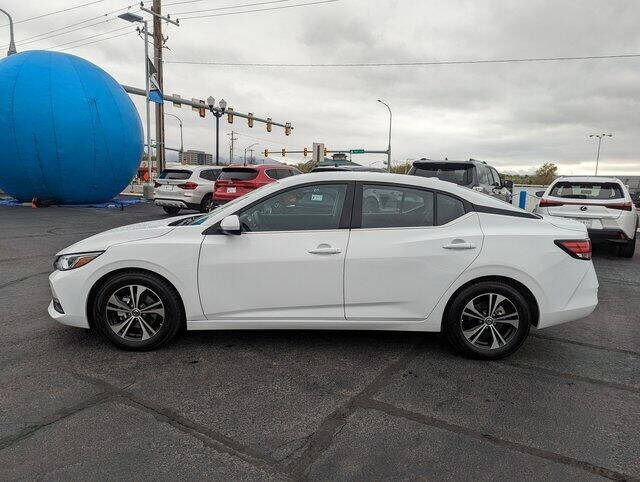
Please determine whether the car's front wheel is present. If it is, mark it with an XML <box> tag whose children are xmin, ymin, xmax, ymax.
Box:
<box><xmin>444</xmin><ymin>281</ymin><xmax>531</xmax><ymax>359</ymax></box>
<box><xmin>162</xmin><ymin>206</ymin><xmax>181</xmax><ymax>216</ymax></box>
<box><xmin>92</xmin><ymin>271</ymin><xmax>184</xmax><ymax>350</ymax></box>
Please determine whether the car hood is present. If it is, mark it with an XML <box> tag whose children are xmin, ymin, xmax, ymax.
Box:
<box><xmin>541</xmin><ymin>214</ymin><xmax>588</xmax><ymax>233</ymax></box>
<box><xmin>56</xmin><ymin>216</ymin><xmax>189</xmax><ymax>255</ymax></box>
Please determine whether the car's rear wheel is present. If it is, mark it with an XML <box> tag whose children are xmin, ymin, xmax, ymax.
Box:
<box><xmin>200</xmin><ymin>194</ymin><xmax>213</xmax><ymax>213</ymax></box>
<box><xmin>92</xmin><ymin>271</ymin><xmax>183</xmax><ymax>350</ymax></box>
<box><xmin>619</xmin><ymin>229</ymin><xmax>636</xmax><ymax>258</ymax></box>
<box><xmin>444</xmin><ymin>281</ymin><xmax>531</xmax><ymax>359</ymax></box>
<box><xmin>162</xmin><ymin>206</ymin><xmax>181</xmax><ymax>216</ymax></box>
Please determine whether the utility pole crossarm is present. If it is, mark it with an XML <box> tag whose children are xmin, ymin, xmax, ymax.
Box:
<box><xmin>121</xmin><ymin>84</ymin><xmax>294</xmax><ymax>131</ymax></box>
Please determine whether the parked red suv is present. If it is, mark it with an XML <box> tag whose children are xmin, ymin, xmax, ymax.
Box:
<box><xmin>213</xmin><ymin>164</ymin><xmax>301</xmax><ymax>204</ymax></box>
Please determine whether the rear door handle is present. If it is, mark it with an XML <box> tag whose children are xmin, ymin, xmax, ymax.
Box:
<box><xmin>443</xmin><ymin>241</ymin><xmax>476</xmax><ymax>250</ymax></box>
<box><xmin>308</xmin><ymin>245</ymin><xmax>342</xmax><ymax>255</ymax></box>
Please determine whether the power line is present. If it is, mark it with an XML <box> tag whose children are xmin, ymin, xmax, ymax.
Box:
<box><xmin>233</xmin><ymin>131</ymin><xmax>304</xmax><ymax>149</ymax></box>
<box><xmin>180</xmin><ymin>0</ymin><xmax>339</xmax><ymax>19</ymax></box>
<box><xmin>45</xmin><ymin>25</ymin><xmax>132</xmax><ymax>50</ymax></box>
<box><xmin>55</xmin><ymin>29</ymin><xmax>137</xmax><ymax>52</ymax></box>
<box><xmin>165</xmin><ymin>53</ymin><xmax>640</xmax><ymax>67</ymax></box>
<box><xmin>0</xmin><ymin>2</ymin><xmax>139</xmax><ymax>49</ymax></box>
<box><xmin>0</xmin><ymin>0</ymin><xmax>108</xmax><ymax>28</ymax></box>
<box><xmin>170</xmin><ymin>0</ymin><xmax>294</xmax><ymax>15</ymax></box>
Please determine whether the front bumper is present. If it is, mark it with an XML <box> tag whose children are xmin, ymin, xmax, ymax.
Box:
<box><xmin>48</xmin><ymin>270</ymin><xmax>91</xmax><ymax>329</ymax></box>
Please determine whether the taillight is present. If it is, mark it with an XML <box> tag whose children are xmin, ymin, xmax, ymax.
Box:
<box><xmin>604</xmin><ymin>201</ymin><xmax>633</xmax><ymax>211</ymax></box>
<box><xmin>539</xmin><ymin>198</ymin><xmax>563</xmax><ymax>207</ymax></box>
<box><xmin>154</xmin><ymin>181</ymin><xmax>161</xmax><ymax>188</ymax></box>
<box><xmin>554</xmin><ymin>240</ymin><xmax>592</xmax><ymax>260</ymax></box>
<box><xmin>177</xmin><ymin>181</ymin><xmax>198</xmax><ymax>190</ymax></box>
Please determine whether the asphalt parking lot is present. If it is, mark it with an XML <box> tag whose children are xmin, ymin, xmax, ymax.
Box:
<box><xmin>1</xmin><ymin>201</ymin><xmax>638</xmax><ymax>481</ymax></box>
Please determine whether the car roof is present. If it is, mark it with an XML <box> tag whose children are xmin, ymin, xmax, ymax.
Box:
<box><xmin>224</xmin><ymin>164</ymin><xmax>294</xmax><ymax>170</ymax></box>
<box><xmin>553</xmin><ymin>176</ymin><xmax>623</xmax><ymax>184</ymax></box>
<box><xmin>412</xmin><ymin>159</ymin><xmax>485</xmax><ymax>166</ymax></box>
<box><xmin>312</xmin><ymin>166</ymin><xmax>386</xmax><ymax>172</ymax></box>
<box><xmin>282</xmin><ymin>171</ymin><xmax>522</xmax><ymax>212</ymax></box>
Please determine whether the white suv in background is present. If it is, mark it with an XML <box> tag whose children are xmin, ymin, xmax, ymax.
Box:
<box><xmin>535</xmin><ymin>176</ymin><xmax>638</xmax><ymax>258</ymax></box>
<box><xmin>154</xmin><ymin>166</ymin><xmax>224</xmax><ymax>215</ymax></box>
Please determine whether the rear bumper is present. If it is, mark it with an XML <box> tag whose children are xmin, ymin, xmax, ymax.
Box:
<box><xmin>154</xmin><ymin>198</ymin><xmax>200</xmax><ymax>211</ymax></box>
<box><xmin>537</xmin><ymin>262</ymin><xmax>598</xmax><ymax>329</ymax></box>
<box><xmin>587</xmin><ymin>228</ymin><xmax>629</xmax><ymax>244</ymax></box>
<box><xmin>214</xmin><ymin>192</ymin><xmax>243</xmax><ymax>203</ymax></box>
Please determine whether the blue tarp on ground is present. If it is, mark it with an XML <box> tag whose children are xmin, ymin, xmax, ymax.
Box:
<box><xmin>0</xmin><ymin>196</ymin><xmax>145</xmax><ymax>209</ymax></box>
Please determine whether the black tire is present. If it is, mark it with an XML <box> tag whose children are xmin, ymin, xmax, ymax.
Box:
<box><xmin>619</xmin><ymin>233</ymin><xmax>636</xmax><ymax>258</ymax></box>
<box><xmin>92</xmin><ymin>271</ymin><xmax>184</xmax><ymax>351</ymax></box>
<box><xmin>162</xmin><ymin>206</ymin><xmax>181</xmax><ymax>216</ymax></box>
<box><xmin>444</xmin><ymin>281</ymin><xmax>531</xmax><ymax>360</ymax></box>
<box><xmin>200</xmin><ymin>194</ymin><xmax>213</xmax><ymax>213</ymax></box>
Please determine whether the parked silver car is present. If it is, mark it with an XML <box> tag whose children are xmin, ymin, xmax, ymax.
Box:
<box><xmin>154</xmin><ymin>165</ymin><xmax>224</xmax><ymax>215</ymax></box>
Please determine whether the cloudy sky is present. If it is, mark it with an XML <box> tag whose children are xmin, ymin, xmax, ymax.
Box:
<box><xmin>2</xmin><ymin>0</ymin><xmax>639</xmax><ymax>174</ymax></box>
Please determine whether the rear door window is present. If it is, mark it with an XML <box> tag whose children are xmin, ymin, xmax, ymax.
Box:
<box><xmin>549</xmin><ymin>182</ymin><xmax>624</xmax><ymax>200</ymax></box>
<box><xmin>219</xmin><ymin>168</ymin><xmax>259</xmax><ymax>181</ymax></box>
<box><xmin>361</xmin><ymin>185</ymin><xmax>434</xmax><ymax>228</ymax></box>
<box><xmin>159</xmin><ymin>169</ymin><xmax>192</xmax><ymax>180</ymax></box>
<box><xmin>409</xmin><ymin>163</ymin><xmax>473</xmax><ymax>186</ymax></box>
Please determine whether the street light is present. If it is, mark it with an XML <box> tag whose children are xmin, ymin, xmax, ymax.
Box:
<box><xmin>244</xmin><ymin>143</ymin><xmax>258</xmax><ymax>165</ymax></box>
<box><xmin>118</xmin><ymin>12</ymin><xmax>153</xmax><ymax>187</ymax></box>
<box><xmin>207</xmin><ymin>97</ymin><xmax>227</xmax><ymax>165</ymax></box>
<box><xmin>0</xmin><ymin>8</ymin><xmax>17</xmax><ymax>56</ymax></box>
<box><xmin>378</xmin><ymin>99</ymin><xmax>392</xmax><ymax>172</ymax></box>
<box><xmin>589</xmin><ymin>133</ymin><xmax>613</xmax><ymax>176</ymax></box>
<box><xmin>165</xmin><ymin>113</ymin><xmax>183</xmax><ymax>158</ymax></box>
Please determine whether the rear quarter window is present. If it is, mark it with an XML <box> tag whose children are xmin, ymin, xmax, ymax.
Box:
<box><xmin>437</xmin><ymin>193</ymin><xmax>467</xmax><ymax>225</ymax></box>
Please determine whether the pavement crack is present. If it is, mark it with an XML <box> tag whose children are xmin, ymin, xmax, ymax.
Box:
<box><xmin>286</xmin><ymin>338</ymin><xmax>428</xmax><ymax>478</ymax></box>
<box><xmin>0</xmin><ymin>392</ymin><xmax>114</xmax><ymax>452</ymax></box>
<box><xmin>357</xmin><ymin>398</ymin><xmax>633</xmax><ymax>482</ymax></box>
<box><xmin>531</xmin><ymin>333</ymin><xmax>640</xmax><ymax>357</ymax></box>
<box><xmin>0</xmin><ymin>271</ymin><xmax>51</xmax><ymax>291</ymax></box>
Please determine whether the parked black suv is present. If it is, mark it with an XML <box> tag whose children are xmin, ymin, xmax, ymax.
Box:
<box><xmin>408</xmin><ymin>158</ymin><xmax>512</xmax><ymax>202</ymax></box>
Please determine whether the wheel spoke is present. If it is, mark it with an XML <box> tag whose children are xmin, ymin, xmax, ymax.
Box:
<box><xmin>141</xmin><ymin>308</ymin><xmax>164</xmax><ymax>317</ymax></box>
<box><xmin>490</xmin><ymin>325</ymin><xmax>507</xmax><ymax>347</ymax></box>
<box><xmin>107</xmin><ymin>295</ymin><xmax>130</xmax><ymax>312</ymax></box>
<box><xmin>463</xmin><ymin>323</ymin><xmax>485</xmax><ymax>340</ymax></box>
<box><xmin>140</xmin><ymin>301</ymin><xmax>162</xmax><ymax>312</ymax></box>
<box><xmin>489</xmin><ymin>294</ymin><xmax>507</xmax><ymax>317</ymax></box>
<box><xmin>139</xmin><ymin>318</ymin><xmax>156</xmax><ymax>340</ymax></box>
<box><xmin>470</xmin><ymin>325</ymin><xmax>487</xmax><ymax>345</ymax></box>
<box><xmin>111</xmin><ymin>316</ymin><xmax>134</xmax><ymax>335</ymax></box>
<box><xmin>488</xmin><ymin>324</ymin><xmax>501</xmax><ymax>349</ymax></box>
<box><xmin>463</xmin><ymin>300</ymin><xmax>485</xmax><ymax>319</ymax></box>
<box><xmin>494</xmin><ymin>314</ymin><xmax>519</xmax><ymax>328</ymax></box>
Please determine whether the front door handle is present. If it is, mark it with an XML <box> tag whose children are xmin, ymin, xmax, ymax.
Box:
<box><xmin>443</xmin><ymin>240</ymin><xmax>476</xmax><ymax>250</ymax></box>
<box><xmin>308</xmin><ymin>244</ymin><xmax>342</xmax><ymax>255</ymax></box>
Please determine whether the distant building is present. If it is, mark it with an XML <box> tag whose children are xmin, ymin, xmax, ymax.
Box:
<box><xmin>179</xmin><ymin>150</ymin><xmax>213</xmax><ymax>165</ymax></box>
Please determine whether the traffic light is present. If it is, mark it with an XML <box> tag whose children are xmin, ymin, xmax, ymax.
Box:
<box><xmin>227</xmin><ymin>107</ymin><xmax>234</xmax><ymax>123</ymax></box>
<box><xmin>324</xmin><ymin>147</ymin><xmax>328</xmax><ymax>157</ymax></box>
<box><xmin>266</xmin><ymin>118</ymin><xmax>272</xmax><ymax>132</ymax></box>
<box><xmin>303</xmin><ymin>147</ymin><xmax>308</xmax><ymax>157</ymax></box>
<box><xmin>247</xmin><ymin>113</ymin><xmax>254</xmax><ymax>128</ymax></box>
<box><xmin>285</xmin><ymin>122</ymin><xmax>291</xmax><ymax>136</ymax></box>
<box><xmin>198</xmin><ymin>100</ymin><xmax>206</xmax><ymax>118</ymax></box>
<box><xmin>263</xmin><ymin>149</ymin><xmax>269</xmax><ymax>157</ymax></box>
<box><xmin>281</xmin><ymin>149</ymin><xmax>286</xmax><ymax>157</ymax></box>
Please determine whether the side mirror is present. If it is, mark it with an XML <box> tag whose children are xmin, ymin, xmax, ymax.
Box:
<box><xmin>535</xmin><ymin>191</ymin><xmax>545</xmax><ymax>198</ymax></box>
<box><xmin>503</xmin><ymin>179</ymin><xmax>514</xmax><ymax>190</ymax></box>
<box><xmin>220</xmin><ymin>215</ymin><xmax>241</xmax><ymax>235</ymax></box>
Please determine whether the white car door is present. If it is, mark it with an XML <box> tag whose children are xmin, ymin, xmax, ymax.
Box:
<box><xmin>344</xmin><ymin>183</ymin><xmax>483</xmax><ymax>321</ymax></box>
<box><xmin>198</xmin><ymin>182</ymin><xmax>353</xmax><ymax>321</ymax></box>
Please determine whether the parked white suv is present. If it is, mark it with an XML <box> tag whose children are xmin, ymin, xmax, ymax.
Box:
<box><xmin>154</xmin><ymin>166</ymin><xmax>224</xmax><ymax>215</ymax></box>
<box><xmin>535</xmin><ymin>176</ymin><xmax>638</xmax><ymax>258</ymax></box>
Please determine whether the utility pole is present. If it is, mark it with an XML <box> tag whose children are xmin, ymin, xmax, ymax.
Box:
<box><xmin>377</xmin><ymin>99</ymin><xmax>392</xmax><ymax>172</ymax></box>
<box><xmin>152</xmin><ymin>0</ymin><xmax>165</xmax><ymax>173</ymax></box>
<box><xmin>589</xmin><ymin>133</ymin><xmax>613</xmax><ymax>176</ymax></box>
<box><xmin>0</xmin><ymin>8</ymin><xmax>17</xmax><ymax>56</ymax></box>
<box><xmin>228</xmin><ymin>131</ymin><xmax>238</xmax><ymax>164</ymax></box>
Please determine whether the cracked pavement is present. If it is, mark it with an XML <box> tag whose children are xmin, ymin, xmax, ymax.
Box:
<box><xmin>0</xmin><ymin>202</ymin><xmax>638</xmax><ymax>480</ymax></box>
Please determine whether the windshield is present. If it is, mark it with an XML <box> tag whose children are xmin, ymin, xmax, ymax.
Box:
<box><xmin>159</xmin><ymin>169</ymin><xmax>192</xmax><ymax>180</ymax></box>
<box><xmin>549</xmin><ymin>182</ymin><xmax>624</xmax><ymax>200</ymax></box>
<box><xmin>410</xmin><ymin>163</ymin><xmax>473</xmax><ymax>186</ymax></box>
<box><xmin>218</xmin><ymin>168</ymin><xmax>258</xmax><ymax>181</ymax></box>
<box><xmin>188</xmin><ymin>183</ymin><xmax>275</xmax><ymax>225</ymax></box>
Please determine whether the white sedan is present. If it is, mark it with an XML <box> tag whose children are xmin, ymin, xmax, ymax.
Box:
<box><xmin>48</xmin><ymin>172</ymin><xmax>598</xmax><ymax>359</ymax></box>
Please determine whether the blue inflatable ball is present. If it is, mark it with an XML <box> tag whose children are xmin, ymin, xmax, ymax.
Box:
<box><xmin>0</xmin><ymin>51</ymin><xmax>143</xmax><ymax>203</ymax></box>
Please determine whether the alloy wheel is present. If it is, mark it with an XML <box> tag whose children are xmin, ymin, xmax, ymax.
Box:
<box><xmin>460</xmin><ymin>293</ymin><xmax>520</xmax><ymax>350</ymax></box>
<box><xmin>105</xmin><ymin>284</ymin><xmax>165</xmax><ymax>341</ymax></box>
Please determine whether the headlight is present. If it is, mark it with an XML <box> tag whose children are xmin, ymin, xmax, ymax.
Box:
<box><xmin>54</xmin><ymin>251</ymin><xmax>104</xmax><ymax>271</ymax></box>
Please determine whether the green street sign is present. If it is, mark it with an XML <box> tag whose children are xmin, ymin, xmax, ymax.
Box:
<box><xmin>350</xmin><ymin>149</ymin><xmax>365</xmax><ymax>154</ymax></box>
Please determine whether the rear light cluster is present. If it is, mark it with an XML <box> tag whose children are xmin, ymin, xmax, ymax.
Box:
<box><xmin>177</xmin><ymin>181</ymin><xmax>198</xmax><ymax>190</ymax></box>
<box><xmin>554</xmin><ymin>240</ymin><xmax>592</xmax><ymax>260</ymax></box>
<box><xmin>539</xmin><ymin>199</ymin><xmax>633</xmax><ymax>211</ymax></box>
